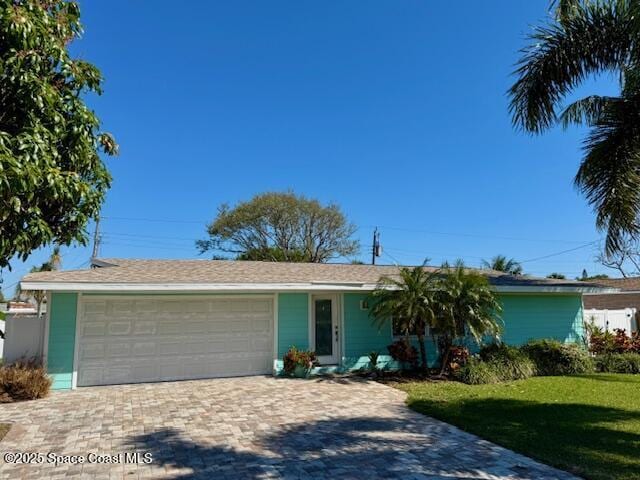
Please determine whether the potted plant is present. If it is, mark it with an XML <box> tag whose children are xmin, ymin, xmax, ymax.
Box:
<box><xmin>283</xmin><ymin>346</ymin><xmax>317</xmax><ymax>378</ymax></box>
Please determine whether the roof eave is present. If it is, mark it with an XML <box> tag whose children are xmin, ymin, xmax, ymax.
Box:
<box><xmin>20</xmin><ymin>281</ymin><xmax>615</xmax><ymax>294</ymax></box>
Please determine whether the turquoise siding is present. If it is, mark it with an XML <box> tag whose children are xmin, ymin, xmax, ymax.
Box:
<box><xmin>343</xmin><ymin>293</ymin><xmax>396</xmax><ymax>369</ymax></box>
<box><xmin>500</xmin><ymin>293</ymin><xmax>584</xmax><ymax>345</ymax></box>
<box><xmin>47</xmin><ymin>293</ymin><xmax>77</xmax><ymax>390</ymax></box>
<box><xmin>275</xmin><ymin>292</ymin><xmax>585</xmax><ymax>373</ymax></box>
<box><xmin>277</xmin><ymin>293</ymin><xmax>309</xmax><ymax>357</ymax></box>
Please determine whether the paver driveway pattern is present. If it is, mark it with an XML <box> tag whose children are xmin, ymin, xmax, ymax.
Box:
<box><xmin>0</xmin><ymin>376</ymin><xmax>578</xmax><ymax>479</ymax></box>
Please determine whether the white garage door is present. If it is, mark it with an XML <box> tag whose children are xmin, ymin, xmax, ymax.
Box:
<box><xmin>76</xmin><ymin>296</ymin><xmax>274</xmax><ymax>387</ymax></box>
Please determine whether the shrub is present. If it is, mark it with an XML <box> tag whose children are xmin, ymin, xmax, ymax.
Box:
<box><xmin>0</xmin><ymin>360</ymin><xmax>52</xmax><ymax>402</ymax></box>
<box><xmin>586</xmin><ymin>323</ymin><xmax>616</xmax><ymax>354</ymax></box>
<box><xmin>387</xmin><ymin>339</ymin><xmax>418</xmax><ymax>368</ymax></box>
<box><xmin>595</xmin><ymin>353</ymin><xmax>640</xmax><ymax>374</ymax></box>
<box><xmin>586</xmin><ymin>323</ymin><xmax>640</xmax><ymax>354</ymax></box>
<box><xmin>456</xmin><ymin>357</ymin><xmax>502</xmax><ymax>385</ymax></box>
<box><xmin>282</xmin><ymin>346</ymin><xmax>317</xmax><ymax>376</ymax></box>
<box><xmin>447</xmin><ymin>346</ymin><xmax>470</xmax><ymax>373</ymax></box>
<box><xmin>479</xmin><ymin>343</ymin><xmax>537</xmax><ymax>379</ymax></box>
<box><xmin>521</xmin><ymin>339</ymin><xmax>593</xmax><ymax>375</ymax></box>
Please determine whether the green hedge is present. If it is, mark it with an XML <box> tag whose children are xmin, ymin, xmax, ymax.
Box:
<box><xmin>520</xmin><ymin>339</ymin><xmax>593</xmax><ymax>376</ymax></box>
<box><xmin>595</xmin><ymin>353</ymin><xmax>640</xmax><ymax>374</ymax></box>
<box><xmin>457</xmin><ymin>340</ymin><xmax>593</xmax><ymax>385</ymax></box>
<box><xmin>457</xmin><ymin>344</ymin><xmax>536</xmax><ymax>385</ymax></box>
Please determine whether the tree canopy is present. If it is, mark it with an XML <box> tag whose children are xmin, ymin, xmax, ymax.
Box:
<box><xmin>546</xmin><ymin>272</ymin><xmax>567</xmax><ymax>279</ymax></box>
<box><xmin>509</xmin><ymin>0</ymin><xmax>640</xmax><ymax>255</ymax></box>
<box><xmin>0</xmin><ymin>0</ymin><xmax>117</xmax><ymax>268</ymax></box>
<box><xmin>197</xmin><ymin>192</ymin><xmax>359</xmax><ymax>262</ymax></box>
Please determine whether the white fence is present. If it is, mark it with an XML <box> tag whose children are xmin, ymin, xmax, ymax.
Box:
<box><xmin>584</xmin><ymin>308</ymin><xmax>638</xmax><ymax>333</ymax></box>
<box><xmin>2</xmin><ymin>315</ymin><xmax>45</xmax><ymax>364</ymax></box>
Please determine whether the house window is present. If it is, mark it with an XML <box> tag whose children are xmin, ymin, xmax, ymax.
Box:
<box><xmin>392</xmin><ymin>317</ymin><xmax>426</xmax><ymax>337</ymax></box>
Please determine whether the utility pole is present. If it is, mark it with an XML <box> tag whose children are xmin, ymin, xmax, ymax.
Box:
<box><xmin>371</xmin><ymin>228</ymin><xmax>381</xmax><ymax>265</ymax></box>
<box><xmin>91</xmin><ymin>217</ymin><xmax>101</xmax><ymax>261</ymax></box>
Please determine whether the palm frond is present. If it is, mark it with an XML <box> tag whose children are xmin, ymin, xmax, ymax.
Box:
<box><xmin>509</xmin><ymin>1</ymin><xmax>633</xmax><ymax>133</ymax></box>
<box><xmin>575</xmin><ymin>93</ymin><xmax>640</xmax><ymax>254</ymax></box>
<box><xmin>559</xmin><ymin>95</ymin><xmax>621</xmax><ymax>128</ymax></box>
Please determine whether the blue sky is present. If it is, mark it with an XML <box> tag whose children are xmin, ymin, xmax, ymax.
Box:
<box><xmin>1</xmin><ymin>1</ymin><xmax>622</xmax><ymax>297</ymax></box>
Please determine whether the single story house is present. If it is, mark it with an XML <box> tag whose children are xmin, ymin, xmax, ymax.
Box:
<box><xmin>20</xmin><ymin>258</ymin><xmax>612</xmax><ymax>390</ymax></box>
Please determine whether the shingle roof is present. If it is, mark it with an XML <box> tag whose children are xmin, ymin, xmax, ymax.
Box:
<box><xmin>21</xmin><ymin>258</ymin><xmax>609</xmax><ymax>291</ymax></box>
<box><xmin>589</xmin><ymin>277</ymin><xmax>640</xmax><ymax>292</ymax></box>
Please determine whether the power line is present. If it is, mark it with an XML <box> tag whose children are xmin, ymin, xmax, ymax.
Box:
<box><xmin>103</xmin><ymin>215</ymin><xmax>207</xmax><ymax>224</ymax></box>
<box><xmin>362</xmin><ymin>224</ymin><xmax>595</xmax><ymax>245</ymax></box>
<box><xmin>101</xmin><ymin>216</ymin><xmax>595</xmax><ymax>245</ymax></box>
<box><xmin>520</xmin><ymin>241</ymin><xmax>599</xmax><ymax>264</ymax></box>
<box><xmin>102</xmin><ymin>241</ymin><xmax>198</xmax><ymax>252</ymax></box>
<box><xmin>102</xmin><ymin>232</ymin><xmax>199</xmax><ymax>242</ymax></box>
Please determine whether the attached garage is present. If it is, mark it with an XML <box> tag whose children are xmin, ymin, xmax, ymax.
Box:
<box><xmin>76</xmin><ymin>295</ymin><xmax>274</xmax><ymax>387</ymax></box>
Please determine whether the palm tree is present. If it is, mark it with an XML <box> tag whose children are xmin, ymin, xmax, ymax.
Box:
<box><xmin>481</xmin><ymin>255</ymin><xmax>523</xmax><ymax>275</ymax></box>
<box><xmin>433</xmin><ymin>261</ymin><xmax>503</xmax><ymax>375</ymax></box>
<box><xmin>369</xmin><ymin>262</ymin><xmax>440</xmax><ymax>370</ymax></box>
<box><xmin>18</xmin><ymin>246</ymin><xmax>61</xmax><ymax>316</ymax></box>
<box><xmin>509</xmin><ymin>0</ymin><xmax>640</xmax><ymax>255</ymax></box>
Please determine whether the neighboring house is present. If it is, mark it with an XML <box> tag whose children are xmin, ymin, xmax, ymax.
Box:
<box><xmin>20</xmin><ymin>258</ymin><xmax>612</xmax><ymax>390</ymax></box>
<box><xmin>584</xmin><ymin>277</ymin><xmax>640</xmax><ymax>330</ymax></box>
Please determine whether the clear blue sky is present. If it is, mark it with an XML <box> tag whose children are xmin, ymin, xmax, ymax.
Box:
<box><xmin>1</xmin><ymin>0</ymin><xmax>622</xmax><ymax>297</ymax></box>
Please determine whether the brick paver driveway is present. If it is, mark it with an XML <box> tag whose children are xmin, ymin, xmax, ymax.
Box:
<box><xmin>0</xmin><ymin>376</ymin><xmax>577</xmax><ymax>479</ymax></box>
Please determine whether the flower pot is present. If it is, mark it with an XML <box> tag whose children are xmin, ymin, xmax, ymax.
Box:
<box><xmin>293</xmin><ymin>364</ymin><xmax>311</xmax><ymax>378</ymax></box>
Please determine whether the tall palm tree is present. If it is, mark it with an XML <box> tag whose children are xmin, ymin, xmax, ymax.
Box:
<box><xmin>433</xmin><ymin>261</ymin><xmax>503</xmax><ymax>374</ymax></box>
<box><xmin>369</xmin><ymin>262</ymin><xmax>440</xmax><ymax>370</ymax></box>
<box><xmin>481</xmin><ymin>255</ymin><xmax>523</xmax><ymax>275</ymax></box>
<box><xmin>509</xmin><ymin>0</ymin><xmax>640</xmax><ymax>255</ymax></box>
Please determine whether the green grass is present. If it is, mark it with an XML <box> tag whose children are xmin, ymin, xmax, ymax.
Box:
<box><xmin>0</xmin><ymin>424</ymin><xmax>10</xmax><ymax>441</ymax></box>
<box><xmin>397</xmin><ymin>374</ymin><xmax>640</xmax><ymax>480</ymax></box>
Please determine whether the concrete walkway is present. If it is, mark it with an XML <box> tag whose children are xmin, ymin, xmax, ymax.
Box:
<box><xmin>0</xmin><ymin>376</ymin><xmax>578</xmax><ymax>479</ymax></box>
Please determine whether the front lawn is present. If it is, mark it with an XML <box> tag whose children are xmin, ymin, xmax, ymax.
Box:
<box><xmin>397</xmin><ymin>374</ymin><xmax>640</xmax><ymax>480</ymax></box>
<box><xmin>0</xmin><ymin>424</ymin><xmax>10</xmax><ymax>441</ymax></box>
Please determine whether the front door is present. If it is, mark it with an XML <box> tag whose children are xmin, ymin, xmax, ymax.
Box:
<box><xmin>312</xmin><ymin>295</ymin><xmax>339</xmax><ymax>364</ymax></box>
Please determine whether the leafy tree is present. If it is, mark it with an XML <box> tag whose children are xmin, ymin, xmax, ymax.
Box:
<box><xmin>433</xmin><ymin>261</ymin><xmax>503</xmax><ymax>375</ymax></box>
<box><xmin>547</xmin><ymin>272</ymin><xmax>567</xmax><ymax>279</ymax></box>
<box><xmin>197</xmin><ymin>192</ymin><xmax>359</xmax><ymax>262</ymax></box>
<box><xmin>369</xmin><ymin>262</ymin><xmax>440</xmax><ymax>370</ymax></box>
<box><xmin>509</xmin><ymin>0</ymin><xmax>640</xmax><ymax>255</ymax></box>
<box><xmin>0</xmin><ymin>0</ymin><xmax>117</xmax><ymax>268</ymax></box>
<box><xmin>481</xmin><ymin>255</ymin><xmax>523</xmax><ymax>275</ymax></box>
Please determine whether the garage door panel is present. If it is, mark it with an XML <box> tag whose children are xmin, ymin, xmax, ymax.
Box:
<box><xmin>132</xmin><ymin>342</ymin><xmax>156</xmax><ymax>356</ymax></box>
<box><xmin>135</xmin><ymin>300</ymin><xmax>156</xmax><ymax>313</ymax></box>
<box><xmin>157</xmin><ymin>321</ymin><xmax>182</xmax><ymax>335</ymax></box>
<box><xmin>108</xmin><ymin>322</ymin><xmax>132</xmax><ymax>335</ymax></box>
<box><xmin>82</xmin><ymin>322</ymin><xmax>106</xmax><ymax>337</ymax></box>
<box><xmin>133</xmin><ymin>320</ymin><xmax>157</xmax><ymax>335</ymax></box>
<box><xmin>77</xmin><ymin>296</ymin><xmax>274</xmax><ymax>386</ymax></box>
<box><xmin>185</xmin><ymin>321</ymin><xmax>208</xmax><ymax>334</ymax></box>
<box><xmin>112</xmin><ymin>301</ymin><xmax>135</xmax><ymax>313</ymax></box>
<box><xmin>79</xmin><ymin>343</ymin><xmax>105</xmax><ymax>360</ymax></box>
<box><xmin>106</xmin><ymin>342</ymin><xmax>131</xmax><ymax>358</ymax></box>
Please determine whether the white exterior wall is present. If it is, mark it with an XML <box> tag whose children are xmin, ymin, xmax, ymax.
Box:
<box><xmin>3</xmin><ymin>315</ymin><xmax>45</xmax><ymax>363</ymax></box>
